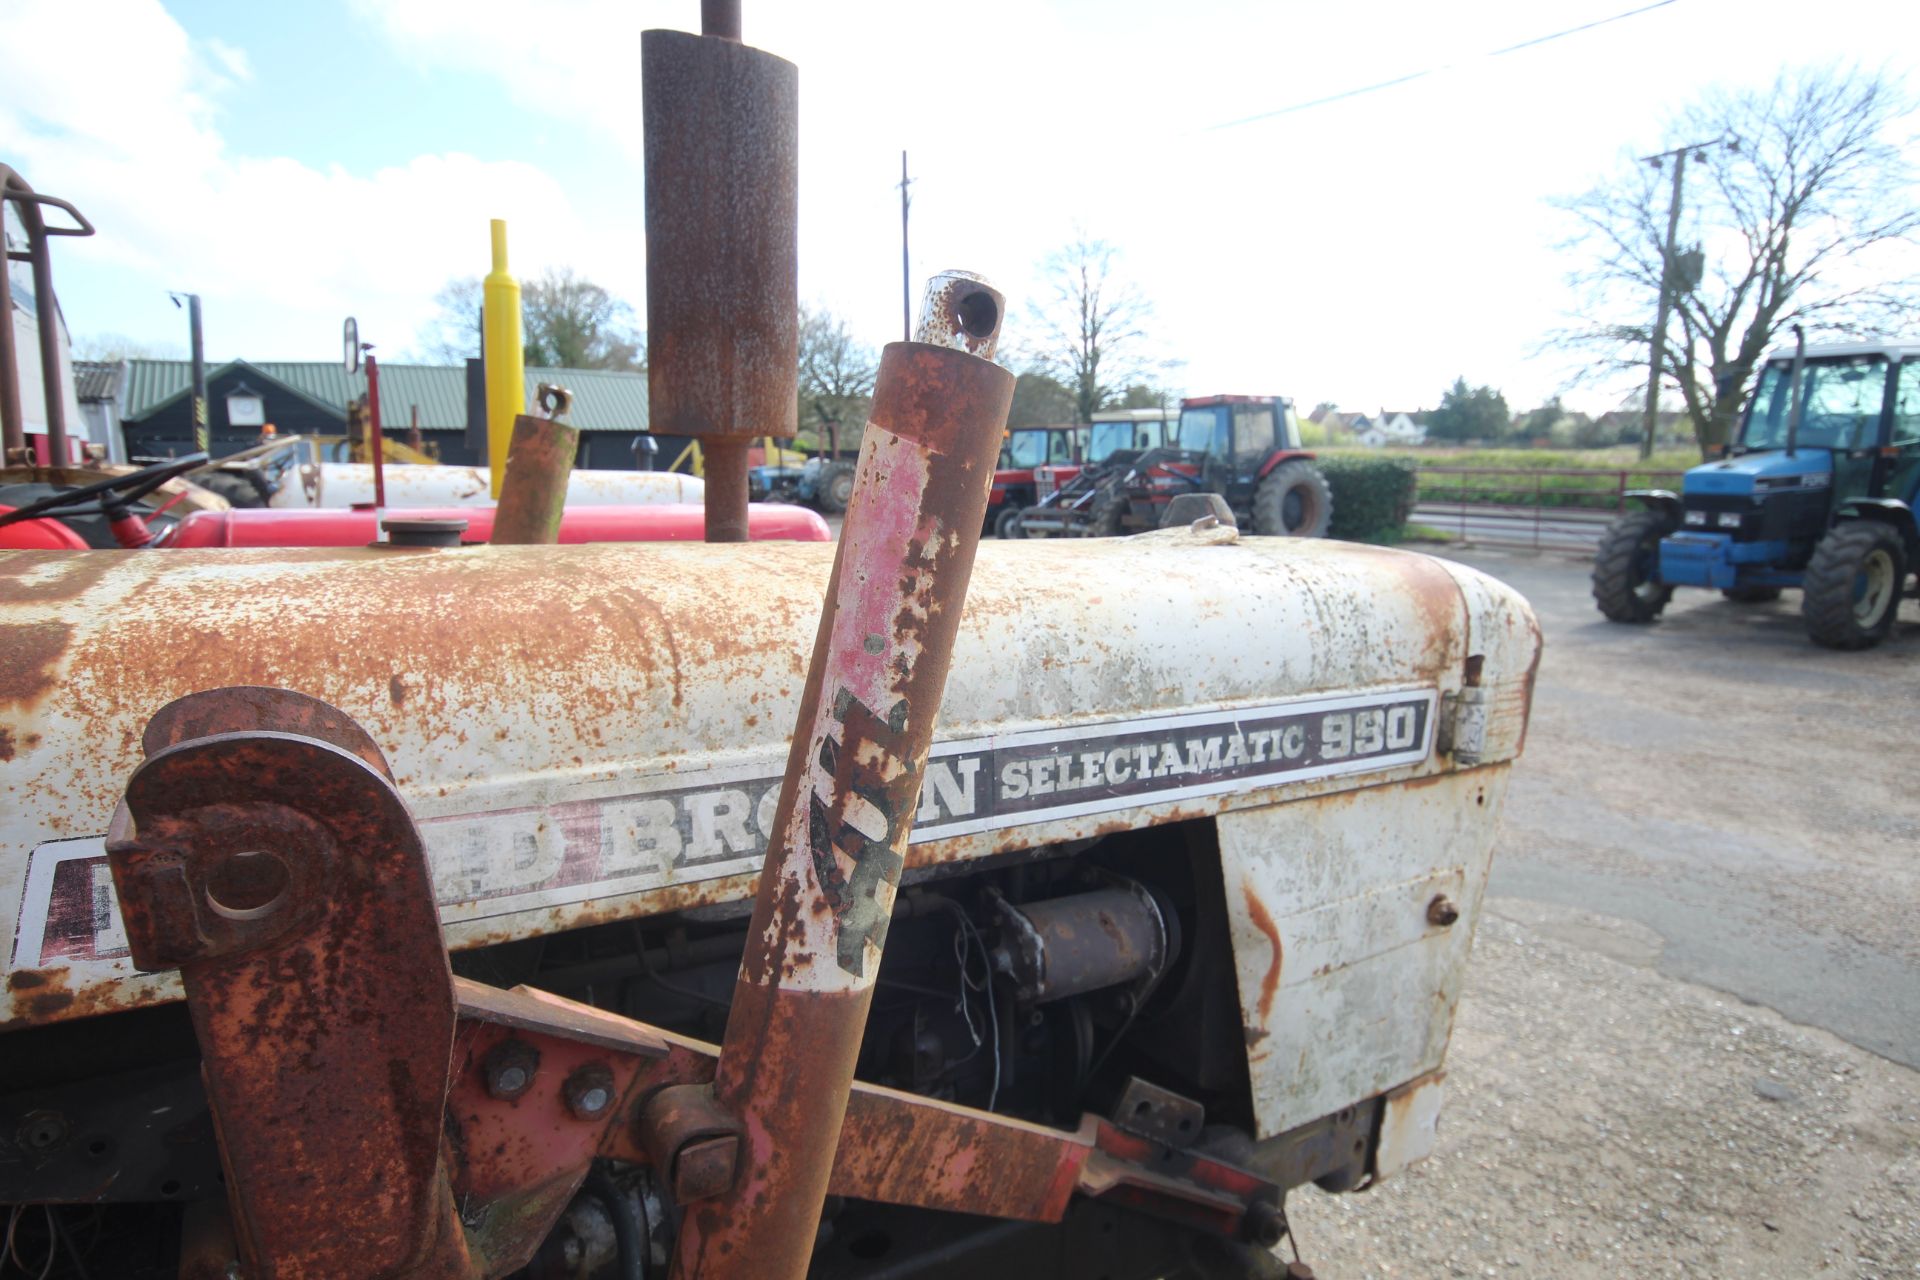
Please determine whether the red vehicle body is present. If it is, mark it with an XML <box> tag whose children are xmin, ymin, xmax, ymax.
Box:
<box><xmin>161</xmin><ymin>502</ymin><xmax>830</xmax><ymax>547</ymax></box>
<box><xmin>985</xmin><ymin>424</ymin><xmax>1084</xmax><ymax>538</ymax></box>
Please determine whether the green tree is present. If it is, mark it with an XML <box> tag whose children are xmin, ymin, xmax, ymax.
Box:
<box><xmin>415</xmin><ymin>270</ymin><xmax>644</xmax><ymax>371</ymax></box>
<box><xmin>1006</xmin><ymin>370</ymin><xmax>1078</xmax><ymax>428</ymax></box>
<box><xmin>1521</xmin><ymin>396</ymin><xmax>1565</xmax><ymax>440</ymax></box>
<box><xmin>1427</xmin><ymin>378</ymin><xmax>1512</xmax><ymax>443</ymax></box>
<box><xmin>1555</xmin><ymin>66</ymin><xmax>1920</xmax><ymax>455</ymax></box>
<box><xmin>1028</xmin><ymin>235</ymin><xmax>1154</xmax><ymax>423</ymax></box>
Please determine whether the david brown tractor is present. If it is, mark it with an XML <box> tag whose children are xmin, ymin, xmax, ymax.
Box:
<box><xmin>1593</xmin><ymin>338</ymin><xmax>1920</xmax><ymax>649</ymax></box>
<box><xmin>0</xmin><ymin>10</ymin><xmax>1540</xmax><ymax>1279</ymax></box>
<box><xmin>1016</xmin><ymin>396</ymin><xmax>1331</xmax><ymax>539</ymax></box>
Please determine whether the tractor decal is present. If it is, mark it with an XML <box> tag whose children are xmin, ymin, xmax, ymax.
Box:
<box><xmin>12</xmin><ymin>688</ymin><xmax>1435</xmax><ymax>977</ymax></box>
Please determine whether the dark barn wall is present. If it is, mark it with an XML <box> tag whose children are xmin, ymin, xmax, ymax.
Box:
<box><xmin>125</xmin><ymin>369</ymin><xmax>343</xmax><ymax>460</ymax></box>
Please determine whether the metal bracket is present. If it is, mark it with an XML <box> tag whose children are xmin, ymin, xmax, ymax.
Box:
<box><xmin>108</xmin><ymin>689</ymin><xmax>1289</xmax><ymax>1280</ymax></box>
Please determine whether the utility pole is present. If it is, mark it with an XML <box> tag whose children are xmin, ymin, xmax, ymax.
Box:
<box><xmin>169</xmin><ymin>292</ymin><xmax>207</xmax><ymax>454</ymax></box>
<box><xmin>1638</xmin><ymin>138</ymin><xmax>1731</xmax><ymax>459</ymax></box>
<box><xmin>898</xmin><ymin>151</ymin><xmax>913</xmax><ymax>341</ymax></box>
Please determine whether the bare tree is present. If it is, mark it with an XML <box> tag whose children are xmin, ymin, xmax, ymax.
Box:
<box><xmin>414</xmin><ymin>270</ymin><xmax>643</xmax><ymax>371</ymax></box>
<box><xmin>1554</xmin><ymin>66</ymin><xmax>1920</xmax><ymax>454</ymax></box>
<box><xmin>71</xmin><ymin>333</ymin><xmax>183</xmax><ymax>360</ymax></box>
<box><xmin>1028</xmin><ymin>235</ymin><xmax>1155</xmax><ymax>423</ymax></box>
<box><xmin>415</xmin><ymin>278</ymin><xmax>483</xmax><ymax>363</ymax></box>
<box><xmin>797</xmin><ymin>305</ymin><xmax>878</xmax><ymax>449</ymax></box>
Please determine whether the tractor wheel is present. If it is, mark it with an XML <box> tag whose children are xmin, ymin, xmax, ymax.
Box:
<box><xmin>1090</xmin><ymin>483</ymin><xmax>1129</xmax><ymax>537</ymax></box>
<box><xmin>192</xmin><ymin>471</ymin><xmax>270</xmax><ymax>508</ymax></box>
<box><xmin>1591</xmin><ymin>509</ymin><xmax>1674</xmax><ymax>623</ymax></box>
<box><xmin>815</xmin><ymin>461</ymin><xmax>856</xmax><ymax>515</ymax></box>
<box><xmin>994</xmin><ymin>504</ymin><xmax>1027</xmax><ymax>539</ymax></box>
<box><xmin>1802</xmin><ymin>521</ymin><xmax>1907</xmax><ymax>650</ymax></box>
<box><xmin>1252</xmin><ymin>461</ymin><xmax>1332</xmax><ymax>537</ymax></box>
<box><xmin>1721</xmin><ymin>586</ymin><xmax>1782</xmax><ymax>603</ymax></box>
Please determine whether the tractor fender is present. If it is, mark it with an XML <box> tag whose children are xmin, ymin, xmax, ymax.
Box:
<box><xmin>1836</xmin><ymin>497</ymin><xmax>1920</xmax><ymax>560</ymax></box>
<box><xmin>1257</xmin><ymin>449</ymin><xmax>1318</xmax><ymax>479</ymax></box>
<box><xmin>1624</xmin><ymin>489</ymin><xmax>1682</xmax><ymax>523</ymax></box>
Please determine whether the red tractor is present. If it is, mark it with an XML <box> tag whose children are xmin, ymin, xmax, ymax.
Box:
<box><xmin>1018</xmin><ymin>395</ymin><xmax>1332</xmax><ymax>538</ymax></box>
<box><xmin>984</xmin><ymin>423</ymin><xmax>1085</xmax><ymax>538</ymax></box>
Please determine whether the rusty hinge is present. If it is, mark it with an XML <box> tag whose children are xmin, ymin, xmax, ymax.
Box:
<box><xmin>1437</xmin><ymin>686</ymin><xmax>1488</xmax><ymax>767</ymax></box>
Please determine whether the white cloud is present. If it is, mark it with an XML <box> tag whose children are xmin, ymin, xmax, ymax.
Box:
<box><xmin>0</xmin><ymin>0</ymin><xmax>605</xmax><ymax>361</ymax></box>
<box><xmin>205</xmin><ymin>37</ymin><xmax>253</xmax><ymax>85</ymax></box>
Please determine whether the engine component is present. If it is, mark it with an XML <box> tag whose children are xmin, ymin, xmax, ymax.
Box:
<box><xmin>990</xmin><ymin>883</ymin><xmax>1171</xmax><ymax>1005</ymax></box>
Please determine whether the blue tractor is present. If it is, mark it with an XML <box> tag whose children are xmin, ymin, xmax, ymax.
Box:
<box><xmin>1593</xmin><ymin>338</ymin><xmax>1920</xmax><ymax>649</ymax></box>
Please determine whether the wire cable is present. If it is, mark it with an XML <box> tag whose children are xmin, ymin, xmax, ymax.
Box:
<box><xmin>1207</xmin><ymin>0</ymin><xmax>1678</xmax><ymax>130</ymax></box>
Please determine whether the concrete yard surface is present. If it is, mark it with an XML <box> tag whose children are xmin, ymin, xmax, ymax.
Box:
<box><xmin>1289</xmin><ymin>547</ymin><xmax>1920</xmax><ymax>1278</ymax></box>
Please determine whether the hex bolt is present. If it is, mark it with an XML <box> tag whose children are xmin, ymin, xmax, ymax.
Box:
<box><xmin>481</xmin><ymin>1039</ymin><xmax>540</xmax><ymax>1101</ymax></box>
<box><xmin>1427</xmin><ymin>894</ymin><xmax>1460</xmax><ymax>927</ymax></box>
<box><xmin>17</xmin><ymin>1110</ymin><xmax>67</xmax><ymax>1153</ymax></box>
<box><xmin>562</xmin><ymin>1063</ymin><xmax>616</xmax><ymax>1120</ymax></box>
<box><xmin>1245</xmin><ymin>1198</ymin><xmax>1287</xmax><ymax>1248</ymax></box>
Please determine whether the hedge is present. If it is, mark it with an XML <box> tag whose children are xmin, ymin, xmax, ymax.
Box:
<box><xmin>1317</xmin><ymin>455</ymin><xmax>1418</xmax><ymax>541</ymax></box>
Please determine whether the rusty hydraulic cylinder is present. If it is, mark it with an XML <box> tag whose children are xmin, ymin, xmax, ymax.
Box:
<box><xmin>492</xmin><ymin>385</ymin><xmax>580</xmax><ymax>546</ymax></box>
<box><xmin>641</xmin><ymin>17</ymin><xmax>797</xmax><ymax>543</ymax></box>
<box><xmin>670</xmin><ymin>274</ymin><xmax>1011</xmax><ymax>1280</ymax></box>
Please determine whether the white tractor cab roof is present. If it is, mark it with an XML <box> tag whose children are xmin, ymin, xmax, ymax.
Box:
<box><xmin>1091</xmin><ymin>408</ymin><xmax>1176</xmax><ymax>423</ymax></box>
<box><xmin>1760</xmin><ymin>341</ymin><xmax>1920</xmax><ymax>364</ymax></box>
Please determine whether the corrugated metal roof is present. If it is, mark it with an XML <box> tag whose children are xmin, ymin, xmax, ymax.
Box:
<box><xmin>119</xmin><ymin>359</ymin><xmax>649</xmax><ymax>433</ymax></box>
<box><xmin>73</xmin><ymin>360</ymin><xmax>122</xmax><ymax>402</ymax></box>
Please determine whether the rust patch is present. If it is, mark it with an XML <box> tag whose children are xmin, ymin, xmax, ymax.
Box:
<box><xmin>0</xmin><ymin>620</ymin><xmax>70</xmax><ymax>705</ymax></box>
<box><xmin>0</xmin><ymin>549</ymin><xmax>118</xmax><ymax>604</ymax></box>
<box><xmin>389</xmin><ymin>674</ymin><xmax>408</xmax><ymax>706</ymax></box>
<box><xmin>1241</xmin><ymin>880</ymin><xmax>1283</xmax><ymax>1025</ymax></box>
<box><xmin>0</xmin><ymin>724</ymin><xmax>12</xmax><ymax>760</ymax></box>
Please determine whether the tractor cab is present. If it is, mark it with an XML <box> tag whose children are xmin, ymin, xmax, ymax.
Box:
<box><xmin>986</xmin><ymin>423</ymin><xmax>1085</xmax><ymax>537</ymax></box>
<box><xmin>1594</xmin><ymin>341</ymin><xmax>1920</xmax><ymax>648</ymax></box>
<box><xmin>1117</xmin><ymin>395</ymin><xmax>1331</xmax><ymax>537</ymax></box>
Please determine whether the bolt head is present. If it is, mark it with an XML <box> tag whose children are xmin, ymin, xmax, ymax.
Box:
<box><xmin>562</xmin><ymin>1063</ymin><xmax>617</xmax><ymax>1120</ymax></box>
<box><xmin>481</xmin><ymin>1039</ymin><xmax>540</xmax><ymax>1100</ymax></box>
<box><xmin>1426</xmin><ymin>894</ymin><xmax>1460</xmax><ymax>927</ymax></box>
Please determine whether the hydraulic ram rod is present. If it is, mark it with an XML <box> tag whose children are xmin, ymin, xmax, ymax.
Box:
<box><xmin>670</xmin><ymin>272</ymin><xmax>1012</xmax><ymax>1279</ymax></box>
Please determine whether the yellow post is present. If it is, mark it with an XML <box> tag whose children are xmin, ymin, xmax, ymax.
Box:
<box><xmin>482</xmin><ymin>219</ymin><xmax>524</xmax><ymax>498</ymax></box>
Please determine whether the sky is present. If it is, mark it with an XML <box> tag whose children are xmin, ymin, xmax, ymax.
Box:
<box><xmin>3</xmin><ymin>0</ymin><xmax>1917</xmax><ymax>416</ymax></box>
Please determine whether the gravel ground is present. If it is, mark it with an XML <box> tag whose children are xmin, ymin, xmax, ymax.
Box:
<box><xmin>1285</xmin><ymin>547</ymin><xmax>1920</xmax><ymax>1279</ymax></box>
<box><xmin>1287</xmin><ymin>899</ymin><xmax>1920</xmax><ymax>1278</ymax></box>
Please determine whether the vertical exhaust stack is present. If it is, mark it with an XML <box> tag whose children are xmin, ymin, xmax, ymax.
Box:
<box><xmin>642</xmin><ymin>5</ymin><xmax>798</xmax><ymax>543</ymax></box>
<box><xmin>671</xmin><ymin>276</ymin><xmax>1011</xmax><ymax>1279</ymax></box>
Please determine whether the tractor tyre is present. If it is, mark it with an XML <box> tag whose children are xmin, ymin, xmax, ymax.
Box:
<box><xmin>994</xmin><ymin>504</ymin><xmax>1028</xmax><ymax>539</ymax></box>
<box><xmin>1090</xmin><ymin>482</ymin><xmax>1129</xmax><ymax>537</ymax></box>
<box><xmin>1802</xmin><ymin>521</ymin><xmax>1906</xmax><ymax>650</ymax></box>
<box><xmin>816</xmin><ymin>461</ymin><xmax>856</xmax><ymax>515</ymax></box>
<box><xmin>1721</xmin><ymin>586</ymin><xmax>1782</xmax><ymax>603</ymax></box>
<box><xmin>192</xmin><ymin>471</ymin><xmax>271</xmax><ymax>508</ymax></box>
<box><xmin>1252</xmin><ymin>461</ymin><xmax>1332</xmax><ymax>537</ymax></box>
<box><xmin>1591</xmin><ymin>509</ymin><xmax>1674</xmax><ymax>623</ymax></box>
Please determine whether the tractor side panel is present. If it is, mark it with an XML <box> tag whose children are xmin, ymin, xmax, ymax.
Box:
<box><xmin>1220</xmin><ymin>768</ymin><xmax>1510</xmax><ymax>1138</ymax></box>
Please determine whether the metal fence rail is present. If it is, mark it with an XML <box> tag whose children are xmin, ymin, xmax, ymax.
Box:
<box><xmin>1412</xmin><ymin>466</ymin><xmax>1688</xmax><ymax>551</ymax></box>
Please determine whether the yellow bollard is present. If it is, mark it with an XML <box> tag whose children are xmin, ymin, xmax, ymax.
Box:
<box><xmin>482</xmin><ymin>219</ymin><xmax>524</xmax><ymax>499</ymax></box>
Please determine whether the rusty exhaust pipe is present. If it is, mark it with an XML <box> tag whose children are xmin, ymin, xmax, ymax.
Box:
<box><xmin>667</xmin><ymin>274</ymin><xmax>1011</xmax><ymax>1279</ymax></box>
<box><xmin>491</xmin><ymin>385</ymin><xmax>580</xmax><ymax>546</ymax></box>
<box><xmin>641</xmin><ymin>9</ymin><xmax>797</xmax><ymax>543</ymax></box>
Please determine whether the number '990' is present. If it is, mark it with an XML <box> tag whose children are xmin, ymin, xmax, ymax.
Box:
<box><xmin>1319</xmin><ymin>706</ymin><xmax>1419</xmax><ymax>759</ymax></box>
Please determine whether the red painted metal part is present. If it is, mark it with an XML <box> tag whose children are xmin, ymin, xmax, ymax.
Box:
<box><xmin>0</xmin><ymin>504</ymin><xmax>87</xmax><ymax>549</ymax></box>
<box><xmin>368</xmin><ymin>352</ymin><xmax>388</xmax><ymax>512</ymax></box>
<box><xmin>672</xmin><ymin>332</ymin><xmax>1014</xmax><ymax>1279</ymax></box>
<box><xmin>159</xmin><ymin>502</ymin><xmax>831</xmax><ymax>547</ymax></box>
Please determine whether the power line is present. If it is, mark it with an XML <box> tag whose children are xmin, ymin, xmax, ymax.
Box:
<box><xmin>1206</xmin><ymin>0</ymin><xmax>1679</xmax><ymax>131</ymax></box>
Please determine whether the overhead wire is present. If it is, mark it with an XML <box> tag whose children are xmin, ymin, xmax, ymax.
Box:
<box><xmin>1206</xmin><ymin>0</ymin><xmax>1679</xmax><ymax>131</ymax></box>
